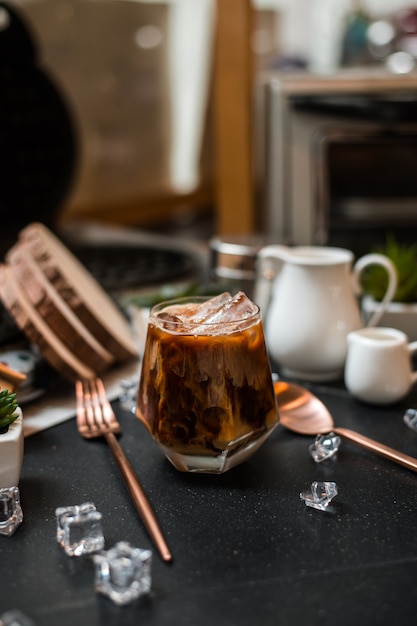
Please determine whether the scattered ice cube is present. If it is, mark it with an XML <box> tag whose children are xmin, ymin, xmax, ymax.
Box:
<box><xmin>0</xmin><ymin>610</ymin><xmax>34</xmax><ymax>626</ymax></box>
<box><xmin>300</xmin><ymin>481</ymin><xmax>338</xmax><ymax>511</ymax></box>
<box><xmin>118</xmin><ymin>377</ymin><xmax>138</xmax><ymax>412</ymax></box>
<box><xmin>0</xmin><ymin>486</ymin><xmax>23</xmax><ymax>537</ymax></box>
<box><xmin>309</xmin><ymin>432</ymin><xmax>341</xmax><ymax>463</ymax></box>
<box><xmin>403</xmin><ymin>408</ymin><xmax>417</xmax><ymax>433</ymax></box>
<box><xmin>92</xmin><ymin>541</ymin><xmax>152</xmax><ymax>606</ymax></box>
<box><xmin>55</xmin><ymin>502</ymin><xmax>104</xmax><ymax>557</ymax></box>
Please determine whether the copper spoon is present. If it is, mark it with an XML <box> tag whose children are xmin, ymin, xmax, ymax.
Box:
<box><xmin>274</xmin><ymin>380</ymin><xmax>417</xmax><ymax>473</ymax></box>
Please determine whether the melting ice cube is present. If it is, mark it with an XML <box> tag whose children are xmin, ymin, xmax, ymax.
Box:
<box><xmin>118</xmin><ymin>377</ymin><xmax>139</xmax><ymax>412</ymax></box>
<box><xmin>403</xmin><ymin>408</ymin><xmax>417</xmax><ymax>433</ymax></box>
<box><xmin>309</xmin><ymin>432</ymin><xmax>341</xmax><ymax>463</ymax></box>
<box><xmin>93</xmin><ymin>541</ymin><xmax>152</xmax><ymax>606</ymax></box>
<box><xmin>300</xmin><ymin>481</ymin><xmax>338</xmax><ymax>511</ymax></box>
<box><xmin>55</xmin><ymin>502</ymin><xmax>104</xmax><ymax>557</ymax></box>
<box><xmin>177</xmin><ymin>292</ymin><xmax>232</xmax><ymax>324</ymax></box>
<box><xmin>199</xmin><ymin>291</ymin><xmax>258</xmax><ymax>325</ymax></box>
<box><xmin>156</xmin><ymin>292</ymin><xmax>259</xmax><ymax>335</ymax></box>
<box><xmin>0</xmin><ymin>486</ymin><xmax>23</xmax><ymax>537</ymax></box>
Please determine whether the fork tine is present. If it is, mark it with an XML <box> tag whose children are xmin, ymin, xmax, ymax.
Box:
<box><xmin>88</xmin><ymin>378</ymin><xmax>106</xmax><ymax>430</ymax></box>
<box><xmin>94</xmin><ymin>377</ymin><xmax>121</xmax><ymax>432</ymax></box>
<box><xmin>83</xmin><ymin>379</ymin><xmax>97</xmax><ymax>428</ymax></box>
<box><xmin>75</xmin><ymin>379</ymin><xmax>83</xmax><ymax>421</ymax></box>
<box><xmin>76</xmin><ymin>377</ymin><xmax>120</xmax><ymax>436</ymax></box>
<box><xmin>76</xmin><ymin>379</ymin><xmax>91</xmax><ymax>437</ymax></box>
<box><xmin>76</xmin><ymin>379</ymin><xmax>98</xmax><ymax>437</ymax></box>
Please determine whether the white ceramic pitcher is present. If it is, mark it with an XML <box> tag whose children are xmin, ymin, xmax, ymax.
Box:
<box><xmin>255</xmin><ymin>246</ymin><xmax>397</xmax><ymax>381</ymax></box>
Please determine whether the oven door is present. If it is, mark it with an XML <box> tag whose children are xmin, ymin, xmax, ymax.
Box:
<box><xmin>313</xmin><ymin>124</ymin><xmax>417</xmax><ymax>250</ymax></box>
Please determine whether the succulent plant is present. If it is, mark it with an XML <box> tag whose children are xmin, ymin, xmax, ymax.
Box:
<box><xmin>360</xmin><ymin>235</ymin><xmax>417</xmax><ymax>303</ymax></box>
<box><xmin>0</xmin><ymin>389</ymin><xmax>19</xmax><ymax>432</ymax></box>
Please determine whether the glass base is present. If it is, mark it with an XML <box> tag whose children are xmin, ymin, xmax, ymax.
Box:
<box><xmin>159</xmin><ymin>424</ymin><xmax>278</xmax><ymax>474</ymax></box>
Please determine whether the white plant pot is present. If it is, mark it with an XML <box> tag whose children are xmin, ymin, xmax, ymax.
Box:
<box><xmin>0</xmin><ymin>409</ymin><xmax>23</xmax><ymax>488</ymax></box>
<box><xmin>362</xmin><ymin>296</ymin><xmax>417</xmax><ymax>342</ymax></box>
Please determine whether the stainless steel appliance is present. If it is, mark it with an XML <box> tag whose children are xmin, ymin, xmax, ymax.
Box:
<box><xmin>261</xmin><ymin>70</ymin><xmax>417</xmax><ymax>253</ymax></box>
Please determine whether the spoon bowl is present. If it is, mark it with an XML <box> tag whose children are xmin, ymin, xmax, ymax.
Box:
<box><xmin>274</xmin><ymin>380</ymin><xmax>334</xmax><ymax>435</ymax></box>
<box><xmin>274</xmin><ymin>380</ymin><xmax>417</xmax><ymax>473</ymax></box>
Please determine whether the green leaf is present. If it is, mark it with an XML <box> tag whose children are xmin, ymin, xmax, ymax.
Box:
<box><xmin>360</xmin><ymin>234</ymin><xmax>417</xmax><ymax>302</ymax></box>
<box><xmin>0</xmin><ymin>413</ymin><xmax>18</xmax><ymax>428</ymax></box>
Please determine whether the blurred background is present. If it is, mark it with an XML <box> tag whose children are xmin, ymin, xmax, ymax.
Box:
<box><xmin>3</xmin><ymin>0</ymin><xmax>417</xmax><ymax>248</ymax></box>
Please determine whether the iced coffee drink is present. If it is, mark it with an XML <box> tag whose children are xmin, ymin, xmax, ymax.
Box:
<box><xmin>136</xmin><ymin>292</ymin><xmax>279</xmax><ymax>473</ymax></box>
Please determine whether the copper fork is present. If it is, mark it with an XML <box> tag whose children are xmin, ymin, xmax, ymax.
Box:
<box><xmin>76</xmin><ymin>377</ymin><xmax>172</xmax><ymax>562</ymax></box>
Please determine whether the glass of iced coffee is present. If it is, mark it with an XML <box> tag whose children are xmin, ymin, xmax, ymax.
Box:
<box><xmin>136</xmin><ymin>292</ymin><xmax>279</xmax><ymax>473</ymax></box>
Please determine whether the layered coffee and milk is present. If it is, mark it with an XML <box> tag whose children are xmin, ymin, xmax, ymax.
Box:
<box><xmin>136</xmin><ymin>292</ymin><xmax>278</xmax><ymax>472</ymax></box>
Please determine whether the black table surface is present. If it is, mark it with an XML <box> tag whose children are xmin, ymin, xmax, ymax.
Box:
<box><xmin>2</xmin><ymin>376</ymin><xmax>417</xmax><ymax>626</ymax></box>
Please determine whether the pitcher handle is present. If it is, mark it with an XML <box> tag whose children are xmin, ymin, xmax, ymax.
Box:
<box><xmin>254</xmin><ymin>245</ymin><xmax>289</xmax><ymax>314</ymax></box>
<box><xmin>407</xmin><ymin>341</ymin><xmax>417</xmax><ymax>385</ymax></box>
<box><xmin>353</xmin><ymin>253</ymin><xmax>398</xmax><ymax>327</ymax></box>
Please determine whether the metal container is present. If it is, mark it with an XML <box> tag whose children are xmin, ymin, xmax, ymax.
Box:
<box><xmin>209</xmin><ymin>235</ymin><xmax>270</xmax><ymax>300</ymax></box>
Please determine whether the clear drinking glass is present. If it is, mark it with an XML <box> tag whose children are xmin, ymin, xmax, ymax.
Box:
<box><xmin>136</xmin><ymin>293</ymin><xmax>279</xmax><ymax>473</ymax></box>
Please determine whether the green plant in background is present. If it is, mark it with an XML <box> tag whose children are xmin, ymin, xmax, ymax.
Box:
<box><xmin>360</xmin><ymin>235</ymin><xmax>417</xmax><ymax>303</ymax></box>
<box><xmin>0</xmin><ymin>389</ymin><xmax>19</xmax><ymax>432</ymax></box>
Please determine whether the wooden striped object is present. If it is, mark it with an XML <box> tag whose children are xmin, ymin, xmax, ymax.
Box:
<box><xmin>0</xmin><ymin>222</ymin><xmax>138</xmax><ymax>382</ymax></box>
<box><xmin>16</xmin><ymin>222</ymin><xmax>138</xmax><ymax>363</ymax></box>
<box><xmin>0</xmin><ymin>263</ymin><xmax>95</xmax><ymax>382</ymax></box>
